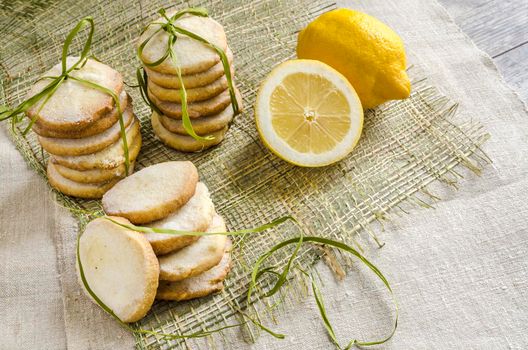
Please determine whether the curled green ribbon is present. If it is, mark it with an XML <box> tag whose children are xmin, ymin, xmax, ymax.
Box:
<box><xmin>137</xmin><ymin>7</ymin><xmax>240</xmax><ymax>142</ymax></box>
<box><xmin>0</xmin><ymin>17</ymin><xmax>131</xmax><ymax>175</ymax></box>
<box><xmin>249</xmin><ymin>235</ymin><xmax>399</xmax><ymax>348</ymax></box>
<box><xmin>77</xmin><ymin>215</ymin><xmax>397</xmax><ymax>347</ymax></box>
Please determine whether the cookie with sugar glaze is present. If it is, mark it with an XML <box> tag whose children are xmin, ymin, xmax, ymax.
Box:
<box><xmin>38</xmin><ymin>105</ymin><xmax>134</xmax><ymax>156</ymax></box>
<box><xmin>139</xmin><ymin>13</ymin><xmax>227</xmax><ymax>75</ymax></box>
<box><xmin>47</xmin><ymin>161</ymin><xmax>121</xmax><ymax>199</ymax></box>
<box><xmin>147</xmin><ymin>68</ymin><xmax>234</xmax><ymax>103</ymax></box>
<box><xmin>51</xmin><ymin>116</ymin><xmax>141</xmax><ymax>171</ymax></box>
<box><xmin>32</xmin><ymin>91</ymin><xmax>129</xmax><ymax>139</ymax></box>
<box><xmin>152</xmin><ymin>112</ymin><xmax>227</xmax><ymax>152</ymax></box>
<box><xmin>102</xmin><ymin>161</ymin><xmax>199</xmax><ymax>225</ymax></box>
<box><xmin>157</xmin><ymin>89</ymin><xmax>242</xmax><ymax>135</ymax></box>
<box><xmin>158</xmin><ymin>213</ymin><xmax>227</xmax><ymax>281</ymax></box>
<box><xmin>149</xmin><ymin>86</ymin><xmax>236</xmax><ymax>119</ymax></box>
<box><xmin>27</xmin><ymin>57</ymin><xmax>123</xmax><ymax>132</ymax></box>
<box><xmin>156</xmin><ymin>239</ymin><xmax>232</xmax><ymax>301</ymax></box>
<box><xmin>77</xmin><ymin>216</ymin><xmax>159</xmax><ymax>323</ymax></box>
<box><xmin>53</xmin><ymin>161</ymin><xmax>136</xmax><ymax>184</ymax></box>
<box><xmin>144</xmin><ymin>182</ymin><xmax>215</xmax><ymax>255</ymax></box>
<box><xmin>145</xmin><ymin>47</ymin><xmax>234</xmax><ymax>89</ymax></box>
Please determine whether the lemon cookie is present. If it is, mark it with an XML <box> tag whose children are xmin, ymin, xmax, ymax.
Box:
<box><xmin>158</xmin><ymin>213</ymin><xmax>227</xmax><ymax>281</ymax></box>
<box><xmin>77</xmin><ymin>216</ymin><xmax>159</xmax><ymax>323</ymax></box>
<box><xmin>148</xmin><ymin>69</ymin><xmax>233</xmax><ymax>103</ymax></box>
<box><xmin>51</xmin><ymin>116</ymin><xmax>141</xmax><ymax>170</ymax></box>
<box><xmin>148</xmin><ymin>86</ymin><xmax>234</xmax><ymax>119</ymax></box>
<box><xmin>152</xmin><ymin>112</ymin><xmax>227</xmax><ymax>152</ymax></box>
<box><xmin>32</xmin><ymin>91</ymin><xmax>129</xmax><ymax>139</ymax></box>
<box><xmin>47</xmin><ymin>162</ymin><xmax>120</xmax><ymax>199</ymax></box>
<box><xmin>38</xmin><ymin>106</ymin><xmax>134</xmax><ymax>156</ymax></box>
<box><xmin>102</xmin><ymin>161</ymin><xmax>199</xmax><ymax>224</ymax></box>
<box><xmin>27</xmin><ymin>57</ymin><xmax>123</xmax><ymax>131</ymax></box>
<box><xmin>145</xmin><ymin>47</ymin><xmax>234</xmax><ymax>89</ymax></box>
<box><xmin>158</xmin><ymin>110</ymin><xmax>231</xmax><ymax>135</ymax></box>
<box><xmin>139</xmin><ymin>13</ymin><xmax>227</xmax><ymax>75</ymax></box>
<box><xmin>152</xmin><ymin>113</ymin><xmax>228</xmax><ymax>151</ymax></box>
<box><xmin>145</xmin><ymin>182</ymin><xmax>215</xmax><ymax>255</ymax></box>
<box><xmin>156</xmin><ymin>239</ymin><xmax>232</xmax><ymax>301</ymax></box>
<box><xmin>53</xmin><ymin>161</ymin><xmax>136</xmax><ymax>184</ymax></box>
<box><xmin>157</xmin><ymin>89</ymin><xmax>242</xmax><ymax>135</ymax></box>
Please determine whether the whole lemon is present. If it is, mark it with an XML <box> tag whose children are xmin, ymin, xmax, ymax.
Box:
<box><xmin>297</xmin><ymin>8</ymin><xmax>411</xmax><ymax>109</ymax></box>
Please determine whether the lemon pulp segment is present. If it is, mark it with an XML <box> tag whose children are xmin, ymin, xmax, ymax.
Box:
<box><xmin>255</xmin><ymin>60</ymin><xmax>363</xmax><ymax>167</ymax></box>
<box><xmin>270</xmin><ymin>72</ymin><xmax>352</xmax><ymax>154</ymax></box>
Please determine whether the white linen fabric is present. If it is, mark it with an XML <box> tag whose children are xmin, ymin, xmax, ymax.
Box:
<box><xmin>1</xmin><ymin>0</ymin><xmax>527</xmax><ymax>349</ymax></box>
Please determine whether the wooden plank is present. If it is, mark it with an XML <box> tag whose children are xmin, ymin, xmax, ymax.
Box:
<box><xmin>439</xmin><ymin>0</ymin><xmax>528</xmax><ymax>57</ymax></box>
<box><xmin>494</xmin><ymin>43</ymin><xmax>528</xmax><ymax>103</ymax></box>
<box><xmin>436</xmin><ymin>0</ymin><xmax>489</xmax><ymax>19</ymax></box>
<box><xmin>438</xmin><ymin>0</ymin><xmax>528</xmax><ymax>103</ymax></box>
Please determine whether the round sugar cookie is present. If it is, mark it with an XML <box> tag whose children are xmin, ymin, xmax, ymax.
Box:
<box><xmin>77</xmin><ymin>216</ymin><xmax>159</xmax><ymax>323</ymax></box>
<box><xmin>145</xmin><ymin>47</ymin><xmax>234</xmax><ymax>89</ymax></box>
<box><xmin>139</xmin><ymin>13</ymin><xmax>227</xmax><ymax>75</ymax></box>
<box><xmin>102</xmin><ymin>161</ymin><xmax>199</xmax><ymax>224</ymax></box>
<box><xmin>152</xmin><ymin>112</ymin><xmax>227</xmax><ymax>152</ymax></box>
<box><xmin>156</xmin><ymin>239</ymin><xmax>232</xmax><ymax>301</ymax></box>
<box><xmin>147</xmin><ymin>68</ymin><xmax>233</xmax><ymax>103</ymax></box>
<box><xmin>32</xmin><ymin>91</ymin><xmax>129</xmax><ymax>139</ymax></box>
<box><xmin>158</xmin><ymin>213</ymin><xmax>227</xmax><ymax>281</ymax></box>
<box><xmin>51</xmin><ymin>116</ymin><xmax>141</xmax><ymax>171</ymax></box>
<box><xmin>27</xmin><ymin>57</ymin><xmax>123</xmax><ymax>131</ymax></box>
<box><xmin>38</xmin><ymin>106</ymin><xmax>134</xmax><ymax>156</ymax></box>
<box><xmin>149</xmin><ymin>87</ymin><xmax>235</xmax><ymax>119</ymax></box>
<box><xmin>158</xmin><ymin>111</ymin><xmax>231</xmax><ymax>136</ymax></box>
<box><xmin>145</xmin><ymin>182</ymin><xmax>215</xmax><ymax>255</ymax></box>
<box><xmin>158</xmin><ymin>89</ymin><xmax>242</xmax><ymax>135</ymax></box>
<box><xmin>54</xmin><ymin>161</ymin><xmax>136</xmax><ymax>184</ymax></box>
<box><xmin>47</xmin><ymin>162</ymin><xmax>120</xmax><ymax>199</ymax></box>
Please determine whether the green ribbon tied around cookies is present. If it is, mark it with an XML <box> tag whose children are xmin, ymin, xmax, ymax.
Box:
<box><xmin>136</xmin><ymin>7</ymin><xmax>240</xmax><ymax>142</ymax></box>
<box><xmin>0</xmin><ymin>17</ymin><xmax>131</xmax><ymax>175</ymax></box>
<box><xmin>77</xmin><ymin>215</ymin><xmax>398</xmax><ymax>348</ymax></box>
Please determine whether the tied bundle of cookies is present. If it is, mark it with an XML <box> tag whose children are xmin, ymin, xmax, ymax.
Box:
<box><xmin>76</xmin><ymin>161</ymin><xmax>231</xmax><ymax>322</ymax></box>
<box><xmin>138</xmin><ymin>8</ymin><xmax>242</xmax><ymax>152</ymax></box>
<box><xmin>28</xmin><ymin>57</ymin><xmax>141</xmax><ymax>199</ymax></box>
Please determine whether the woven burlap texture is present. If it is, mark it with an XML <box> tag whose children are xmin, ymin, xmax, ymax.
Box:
<box><xmin>0</xmin><ymin>0</ymin><xmax>489</xmax><ymax>349</ymax></box>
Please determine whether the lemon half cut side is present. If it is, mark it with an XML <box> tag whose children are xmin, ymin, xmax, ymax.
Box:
<box><xmin>255</xmin><ymin>59</ymin><xmax>363</xmax><ymax>167</ymax></box>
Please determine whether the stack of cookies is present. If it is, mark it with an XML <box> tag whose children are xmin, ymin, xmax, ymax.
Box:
<box><xmin>27</xmin><ymin>57</ymin><xmax>142</xmax><ymax>199</ymax></box>
<box><xmin>78</xmin><ymin>161</ymin><xmax>232</xmax><ymax>322</ymax></box>
<box><xmin>138</xmin><ymin>12</ymin><xmax>242</xmax><ymax>152</ymax></box>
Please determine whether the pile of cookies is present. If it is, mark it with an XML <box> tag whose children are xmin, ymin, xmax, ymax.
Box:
<box><xmin>138</xmin><ymin>12</ymin><xmax>242</xmax><ymax>152</ymax></box>
<box><xmin>77</xmin><ymin>161</ymin><xmax>231</xmax><ymax>322</ymax></box>
<box><xmin>27</xmin><ymin>57</ymin><xmax>141</xmax><ymax>199</ymax></box>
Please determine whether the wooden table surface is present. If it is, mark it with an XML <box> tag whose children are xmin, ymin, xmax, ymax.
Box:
<box><xmin>438</xmin><ymin>0</ymin><xmax>528</xmax><ymax>104</ymax></box>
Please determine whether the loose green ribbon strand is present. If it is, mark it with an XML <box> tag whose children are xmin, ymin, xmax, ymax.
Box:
<box><xmin>105</xmin><ymin>215</ymin><xmax>294</xmax><ymax>237</ymax></box>
<box><xmin>250</xmin><ymin>236</ymin><xmax>399</xmax><ymax>348</ymax></box>
<box><xmin>0</xmin><ymin>17</ymin><xmax>130</xmax><ymax>175</ymax></box>
<box><xmin>137</xmin><ymin>7</ymin><xmax>240</xmax><ymax>142</ymax></box>
<box><xmin>78</xmin><ymin>215</ymin><xmax>397</xmax><ymax>347</ymax></box>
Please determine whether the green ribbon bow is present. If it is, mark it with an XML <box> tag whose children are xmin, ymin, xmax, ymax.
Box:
<box><xmin>0</xmin><ymin>17</ymin><xmax>131</xmax><ymax>175</ymax></box>
<box><xmin>137</xmin><ymin>7</ymin><xmax>240</xmax><ymax>142</ymax></box>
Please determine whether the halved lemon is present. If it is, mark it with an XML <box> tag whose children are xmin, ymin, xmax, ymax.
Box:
<box><xmin>255</xmin><ymin>59</ymin><xmax>363</xmax><ymax>167</ymax></box>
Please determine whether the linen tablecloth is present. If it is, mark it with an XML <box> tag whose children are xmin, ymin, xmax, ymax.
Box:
<box><xmin>1</xmin><ymin>0</ymin><xmax>527</xmax><ymax>349</ymax></box>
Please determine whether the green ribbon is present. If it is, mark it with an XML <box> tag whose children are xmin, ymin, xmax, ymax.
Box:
<box><xmin>0</xmin><ymin>17</ymin><xmax>130</xmax><ymax>175</ymax></box>
<box><xmin>78</xmin><ymin>214</ymin><xmax>397</xmax><ymax>347</ymax></box>
<box><xmin>249</xmin><ymin>235</ymin><xmax>399</xmax><ymax>348</ymax></box>
<box><xmin>137</xmin><ymin>7</ymin><xmax>240</xmax><ymax>142</ymax></box>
